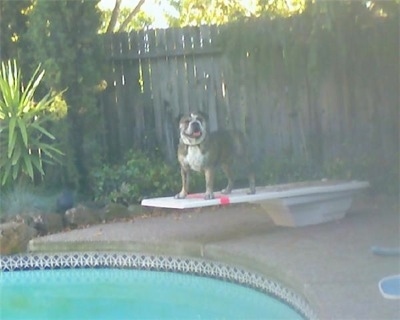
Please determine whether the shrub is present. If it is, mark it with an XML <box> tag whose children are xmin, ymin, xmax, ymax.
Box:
<box><xmin>90</xmin><ymin>150</ymin><xmax>227</xmax><ymax>205</ymax></box>
<box><xmin>0</xmin><ymin>60</ymin><xmax>65</xmax><ymax>187</ymax></box>
<box><xmin>90</xmin><ymin>151</ymin><xmax>183</xmax><ymax>205</ymax></box>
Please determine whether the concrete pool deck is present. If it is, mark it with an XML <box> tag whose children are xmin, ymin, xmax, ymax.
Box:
<box><xmin>29</xmin><ymin>193</ymin><xmax>399</xmax><ymax>319</ymax></box>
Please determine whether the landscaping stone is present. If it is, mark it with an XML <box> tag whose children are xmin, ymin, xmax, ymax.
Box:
<box><xmin>0</xmin><ymin>222</ymin><xmax>37</xmax><ymax>255</ymax></box>
<box><xmin>65</xmin><ymin>205</ymin><xmax>104</xmax><ymax>228</ymax></box>
<box><xmin>32</xmin><ymin>213</ymin><xmax>65</xmax><ymax>236</ymax></box>
<box><xmin>102</xmin><ymin>203</ymin><xmax>131</xmax><ymax>221</ymax></box>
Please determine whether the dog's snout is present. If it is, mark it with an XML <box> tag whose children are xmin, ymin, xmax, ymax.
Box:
<box><xmin>191</xmin><ymin>121</ymin><xmax>201</xmax><ymax>132</ymax></box>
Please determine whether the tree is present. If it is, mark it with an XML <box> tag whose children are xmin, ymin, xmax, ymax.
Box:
<box><xmin>255</xmin><ymin>0</ymin><xmax>306</xmax><ymax>17</ymax></box>
<box><xmin>0</xmin><ymin>0</ymin><xmax>33</xmax><ymax>60</ymax></box>
<box><xmin>166</xmin><ymin>0</ymin><xmax>249</xmax><ymax>26</ymax></box>
<box><xmin>165</xmin><ymin>0</ymin><xmax>308</xmax><ymax>27</ymax></box>
<box><xmin>104</xmin><ymin>0</ymin><xmax>150</xmax><ymax>33</ymax></box>
<box><xmin>24</xmin><ymin>0</ymin><xmax>104</xmax><ymax>190</ymax></box>
<box><xmin>100</xmin><ymin>6</ymin><xmax>154</xmax><ymax>33</ymax></box>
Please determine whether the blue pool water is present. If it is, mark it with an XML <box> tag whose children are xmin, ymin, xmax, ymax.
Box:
<box><xmin>1</xmin><ymin>268</ymin><xmax>302</xmax><ymax>319</ymax></box>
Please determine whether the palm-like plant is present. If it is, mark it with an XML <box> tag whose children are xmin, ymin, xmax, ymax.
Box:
<box><xmin>0</xmin><ymin>60</ymin><xmax>64</xmax><ymax>186</ymax></box>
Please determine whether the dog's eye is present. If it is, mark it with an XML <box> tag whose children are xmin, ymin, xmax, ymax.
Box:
<box><xmin>180</xmin><ymin>118</ymin><xmax>190</xmax><ymax>126</ymax></box>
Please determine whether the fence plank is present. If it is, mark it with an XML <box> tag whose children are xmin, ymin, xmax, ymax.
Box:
<box><xmin>175</xmin><ymin>29</ymin><xmax>190</xmax><ymax>115</ymax></box>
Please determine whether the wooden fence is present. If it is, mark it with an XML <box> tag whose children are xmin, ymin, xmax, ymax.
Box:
<box><xmin>100</xmin><ymin>25</ymin><xmax>227</xmax><ymax>163</ymax></box>
<box><xmin>98</xmin><ymin>19</ymin><xmax>398</xmax><ymax>178</ymax></box>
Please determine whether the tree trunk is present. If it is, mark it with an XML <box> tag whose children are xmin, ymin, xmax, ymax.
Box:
<box><xmin>106</xmin><ymin>0</ymin><xmax>122</xmax><ymax>33</ymax></box>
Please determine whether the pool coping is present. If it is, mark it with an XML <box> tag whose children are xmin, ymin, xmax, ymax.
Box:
<box><xmin>27</xmin><ymin>238</ymin><xmax>308</xmax><ymax>300</ymax></box>
<box><xmin>27</xmin><ymin>238</ymin><xmax>306</xmax><ymax>295</ymax></box>
<box><xmin>1</xmin><ymin>251</ymin><xmax>317</xmax><ymax>319</ymax></box>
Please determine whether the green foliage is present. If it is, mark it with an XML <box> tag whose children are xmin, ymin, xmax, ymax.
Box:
<box><xmin>24</xmin><ymin>0</ymin><xmax>104</xmax><ymax>190</ymax></box>
<box><xmin>255</xmin><ymin>0</ymin><xmax>306</xmax><ymax>17</ymax></box>
<box><xmin>90</xmin><ymin>150</ymin><xmax>182</xmax><ymax>204</ymax></box>
<box><xmin>165</xmin><ymin>0</ymin><xmax>308</xmax><ymax>27</ymax></box>
<box><xmin>166</xmin><ymin>0</ymin><xmax>397</xmax><ymax>27</ymax></box>
<box><xmin>0</xmin><ymin>60</ymin><xmax>65</xmax><ymax>186</ymax></box>
<box><xmin>166</xmin><ymin>0</ymin><xmax>249</xmax><ymax>26</ymax></box>
<box><xmin>99</xmin><ymin>8</ymin><xmax>154</xmax><ymax>33</ymax></box>
<box><xmin>0</xmin><ymin>0</ymin><xmax>33</xmax><ymax>60</ymax></box>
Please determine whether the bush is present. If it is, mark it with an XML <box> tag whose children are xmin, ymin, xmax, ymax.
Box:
<box><xmin>90</xmin><ymin>151</ymin><xmax>183</xmax><ymax>205</ymax></box>
<box><xmin>0</xmin><ymin>60</ymin><xmax>65</xmax><ymax>187</ymax></box>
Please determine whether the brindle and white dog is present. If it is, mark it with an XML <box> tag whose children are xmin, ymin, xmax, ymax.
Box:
<box><xmin>175</xmin><ymin>111</ymin><xmax>256</xmax><ymax>200</ymax></box>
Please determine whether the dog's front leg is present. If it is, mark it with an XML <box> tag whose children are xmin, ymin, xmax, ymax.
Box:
<box><xmin>204</xmin><ymin>168</ymin><xmax>215</xmax><ymax>200</ymax></box>
<box><xmin>175</xmin><ymin>167</ymin><xmax>189</xmax><ymax>199</ymax></box>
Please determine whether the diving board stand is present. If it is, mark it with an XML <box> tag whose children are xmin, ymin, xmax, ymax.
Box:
<box><xmin>141</xmin><ymin>180</ymin><xmax>369</xmax><ymax>227</ymax></box>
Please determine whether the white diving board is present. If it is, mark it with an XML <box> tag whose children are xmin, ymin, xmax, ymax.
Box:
<box><xmin>142</xmin><ymin>180</ymin><xmax>370</xmax><ymax>226</ymax></box>
<box><xmin>141</xmin><ymin>180</ymin><xmax>369</xmax><ymax>209</ymax></box>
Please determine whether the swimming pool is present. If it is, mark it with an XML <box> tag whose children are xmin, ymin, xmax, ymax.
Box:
<box><xmin>1</xmin><ymin>253</ymin><xmax>316</xmax><ymax>319</ymax></box>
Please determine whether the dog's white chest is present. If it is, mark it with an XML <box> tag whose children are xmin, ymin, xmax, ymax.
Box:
<box><xmin>184</xmin><ymin>146</ymin><xmax>206</xmax><ymax>172</ymax></box>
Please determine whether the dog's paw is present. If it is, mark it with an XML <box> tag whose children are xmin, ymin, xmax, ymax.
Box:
<box><xmin>247</xmin><ymin>189</ymin><xmax>256</xmax><ymax>195</ymax></box>
<box><xmin>174</xmin><ymin>193</ymin><xmax>187</xmax><ymax>199</ymax></box>
<box><xmin>204</xmin><ymin>193</ymin><xmax>215</xmax><ymax>200</ymax></box>
<box><xmin>220</xmin><ymin>188</ymin><xmax>232</xmax><ymax>195</ymax></box>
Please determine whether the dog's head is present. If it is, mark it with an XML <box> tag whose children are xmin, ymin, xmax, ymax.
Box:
<box><xmin>178</xmin><ymin>111</ymin><xmax>208</xmax><ymax>146</ymax></box>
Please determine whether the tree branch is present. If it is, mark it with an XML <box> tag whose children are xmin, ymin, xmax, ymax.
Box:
<box><xmin>118</xmin><ymin>0</ymin><xmax>146</xmax><ymax>32</ymax></box>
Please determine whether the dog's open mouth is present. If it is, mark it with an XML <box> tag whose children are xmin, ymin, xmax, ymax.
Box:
<box><xmin>190</xmin><ymin>130</ymin><xmax>202</xmax><ymax>137</ymax></box>
<box><xmin>184</xmin><ymin>130</ymin><xmax>202</xmax><ymax>139</ymax></box>
<box><xmin>184</xmin><ymin>128</ymin><xmax>202</xmax><ymax>138</ymax></box>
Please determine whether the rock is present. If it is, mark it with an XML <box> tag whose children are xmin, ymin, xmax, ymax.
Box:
<box><xmin>30</xmin><ymin>214</ymin><xmax>47</xmax><ymax>236</ymax></box>
<box><xmin>128</xmin><ymin>204</ymin><xmax>144</xmax><ymax>216</ymax></box>
<box><xmin>31</xmin><ymin>213</ymin><xmax>65</xmax><ymax>236</ymax></box>
<box><xmin>102</xmin><ymin>203</ymin><xmax>131</xmax><ymax>221</ymax></box>
<box><xmin>7</xmin><ymin>214</ymin><xmax>34</xmax><ymax>225</ymax></box>
<box><xmin>0</xmin><ymin>222</ymin><xmax>37</xmax><ymax>255</ymax></box>
<box><xmin>65</xmin><ymin>205</ymin><xmax>104</xmax><ymax>228</ymax></box>
<box><xmin>43</xmin><ymin>213</ymin><xmax>65</xmax><ymax>234</ymax></box>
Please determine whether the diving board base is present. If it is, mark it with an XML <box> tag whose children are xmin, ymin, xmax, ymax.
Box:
<box><xmin>141</xmin><ymin>180</ymin><xmax>369</xmax><ymax>227</ymax></box>
<box><xmin>258</xmin><ymin>192</ymin><xmax>354</xmax><ymax>227</ymax></box>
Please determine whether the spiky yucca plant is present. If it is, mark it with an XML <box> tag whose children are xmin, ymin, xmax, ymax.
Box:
<box><xmin>0</xmin><ymin>60</ymin><xmax>64</xmax><ymax>186</ymax></box>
